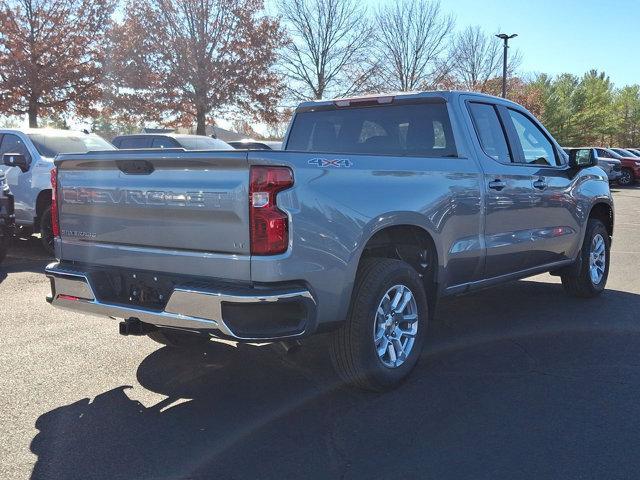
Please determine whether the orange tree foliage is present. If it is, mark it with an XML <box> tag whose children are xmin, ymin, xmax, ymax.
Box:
<box><xmin>0</xmin><ymin>0</ymin><xmax>115</xmax><ymax>127</ymax></box>
<box><xmin>107</xmin><ymin>0</ymin><xmax>284</xmax><ymax>135</ymax></box>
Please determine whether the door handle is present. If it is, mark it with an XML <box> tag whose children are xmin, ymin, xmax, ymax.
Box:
<box><xmin>533</xmin><ymin>179</ymin><xmax>547</xmax><ymax>190</ymax></box>
<box><xmin>488</xmin><ymin>179</ymin><xmax>506</xmax><ymax>191</ymax></box>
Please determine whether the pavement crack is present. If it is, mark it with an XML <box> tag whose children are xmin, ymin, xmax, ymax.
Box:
<box><xmin>509</xmin><ymin>339</ymin><xmax>539</xmax><ymax>370</ymax></box>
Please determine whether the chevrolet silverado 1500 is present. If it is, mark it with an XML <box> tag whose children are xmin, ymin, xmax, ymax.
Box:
<box><xmin>45</xmin><ymin>91</ymin><xmax>614</xmax><ymax>391</ymax></box>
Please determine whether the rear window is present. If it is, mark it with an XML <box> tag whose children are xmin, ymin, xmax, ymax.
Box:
<box><xmin>286</xmin><ymin>102</ymin><xmax>457</xmax><ymax>157</ymax></box>
<box><xmin>116</xmin><ymin>137</ymin><xmax>149</xmax><ymax>149</ymax></box>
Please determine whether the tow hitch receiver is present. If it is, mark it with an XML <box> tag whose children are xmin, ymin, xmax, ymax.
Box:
<box><xmin>119</xmin><ymin>318</ymin><xmax>157</xmax><ymax>336</ymax></box>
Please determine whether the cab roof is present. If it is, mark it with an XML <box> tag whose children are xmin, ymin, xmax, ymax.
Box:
<box><xmin>295</xmin><ymin>90</ymin><xmax>517</xmax><ymax>111</ymax></box>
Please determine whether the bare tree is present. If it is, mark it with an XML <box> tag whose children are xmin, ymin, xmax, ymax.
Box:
<box><xmin>450</xmin><ymin>25</ymin><xmax>521</xmax><ymax>92</ymax></box>
<box><xmin>277</xmin><ymin>0</ymin><xmax>375</xmax><ymax>100</ymax></box>
<box><xmin>108</xmin><ymin>0</ymin><xmax>283</xmax><ymax>135</ymax></box>
<box><xmin>0</xmin><ymin>0</ymin><xmax>115</xmax><ymax>127</ymax></box>
<box><xmin>373</xmin><ymin>0</ymin><xmax>454</xmax><ymax>92</ymax></box>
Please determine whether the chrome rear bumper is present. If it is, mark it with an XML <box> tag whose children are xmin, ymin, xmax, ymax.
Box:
<box><xmin>45</xmin><ymin>262</ymin><xmax>315</xmax><ymax>341</ymax></box>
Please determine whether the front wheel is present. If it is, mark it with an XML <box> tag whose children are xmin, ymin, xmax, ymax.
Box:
<box><xmin>618</xmin><ymin>168</ymin><xmax>634</xmax><ymax>187</ymax></box>
<box><xmin>330</xmin><ymin>258</ymin><xmax>428</xmax><ymax>391</ymax></box>
<box><xmin>561</xmin><ymin>219</ymin><xmax>610</xmax><ymax>298</ymax></box>
<box><xmin>40</xmin><ymin>206</ymin><xmax>54</xmax><ymax>256</ymax></box>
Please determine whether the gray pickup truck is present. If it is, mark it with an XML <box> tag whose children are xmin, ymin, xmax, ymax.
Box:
<box><xmin>45</xmin><ymin>91</ymin><xmax>614</xmax><ymax>391</ymax></box>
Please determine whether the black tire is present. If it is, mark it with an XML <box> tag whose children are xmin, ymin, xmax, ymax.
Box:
<box><xmin>0</xmin><ymin>234</ymin><xmax>8</xmax><ymax>264</ymax></box>
<box><xmin>561</xmin><ymin>219</ymin><xmax>610</xmax><ymax>298</ymax></box>
<box><xmin>618</xmin><ymin>168</ymin><xmax>634</xmax><ymax>187</ymax></box>
<box><xmin>330</xmin><ymin>258</ymin><xmax>429</xmax><ymax>391</ymax></box>
<box><xmin>147</xmin><ymin>328</ymin><xmax>212</xmax><ymax>348</ymax></box>
<box><xmin>40</xmin><ymin>206</ymin><xmax>54</xmax><ymax>256</ymax></box>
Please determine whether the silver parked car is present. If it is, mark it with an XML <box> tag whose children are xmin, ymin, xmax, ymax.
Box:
<box><xmin>564</xmin><ymin>148</ymin><xmax>621</xmax><ymax>181</ymax></box>
<box><xmin>592</xmin><ymin>148</ymin><xmax>623</xmax><ymax>182</ymax></box>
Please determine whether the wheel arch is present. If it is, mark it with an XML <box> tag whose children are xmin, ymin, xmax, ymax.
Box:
<box><xmin>589</xmin><ymin>201</ymin><xmax>614</xmax><ymax>238</ymax></box>
<box><xmin>34</xmin><ymin>189</ymin><xmax>52</xmax><ymax>232</ymax></box>
<box><xmin>354</xmin><ymin>221</ymin><xmax>440</xmax><ymax>309</ymax></box>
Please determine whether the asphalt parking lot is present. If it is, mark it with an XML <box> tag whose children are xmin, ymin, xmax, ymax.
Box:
<box><xmin>1</xmin><ymin>188</ymin><xmax>640</xmax><ymax>480</ymax></box>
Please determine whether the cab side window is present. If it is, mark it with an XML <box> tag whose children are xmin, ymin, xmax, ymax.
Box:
<box><xmin>0</xmin><ymin>134</ymin><xmax>31</xmax><ymax>161</ymax></box>
<box><xmin>507</xmin><ymin>109</ymin><xmax>559</xmax><ymax>166</ymax></box>
<box><xmin>468</xmin><ymin>102</ymin><xmax>512</xmax><ymax>164</ymax></box>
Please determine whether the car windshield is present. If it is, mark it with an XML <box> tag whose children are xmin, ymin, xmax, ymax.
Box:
<box><xmin>174</xmin><ymin>136</ymin><xmax>233</xmax><ymax>150</ymax></box>
<box><xmin>27</xmin><ymin>133</ymin><xmax>115</xmax><ymax>157</ymax></box>
<box><xmin>612</xmin><ymin>148</ymin><xmax>635</xmax><ymax>157</ymax></box>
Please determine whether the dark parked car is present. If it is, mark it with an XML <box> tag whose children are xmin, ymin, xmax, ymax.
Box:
<box><xmin>112</xmin><ymin>133</ymin><xmax>232</xmax><ymax>150</ymax></box>
<box><xmin>227</xmin><ymin>139</ymin><xmax>282</xmax><ymax>150</ymax></box>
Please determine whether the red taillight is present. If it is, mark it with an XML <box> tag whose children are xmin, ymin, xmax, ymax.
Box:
<box><xmin>249</xmin><ymin>166</ymin><xmax>293</xmax><ymax>255</ymax></box>
<box><xmin>50</xmin><ymin>168</ymin><xmax>60</xmax><ymax>238</ymax></box>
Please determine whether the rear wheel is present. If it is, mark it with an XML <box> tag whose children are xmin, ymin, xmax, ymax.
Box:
<box><xmin>40</xmin><ymin>206</ymin><xmax>54</xmax><ymax>256</ymax></box>
<box><xmin>618</xmin><ymin>168</ymin><xmax>634</xmax><ymax>187</ymax></box>
<box><xmin>561</xmin><ymin>219</ymin><xmax>610</xmax><ymax>298</ymax></box>
<box><xmin>330</xmin><ymin>258</ymin><xmax>428</xmax><ymax>391</ymax></box>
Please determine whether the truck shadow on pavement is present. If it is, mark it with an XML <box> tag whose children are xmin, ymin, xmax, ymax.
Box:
<box><xmin>0</xmin><ymin>237</ymin><xmax>51</xmax><ymax>284</ymax></box>
<box><xmin>30</xmin><ymin>280</ymin><xmax>640</xmax><ymax>480</ymax></box>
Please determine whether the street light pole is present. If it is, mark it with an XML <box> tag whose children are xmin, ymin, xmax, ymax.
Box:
<box><xmin>495</xmin><ymin>33</ymin><xmax>517</xmax><ymax>98</ymax></box>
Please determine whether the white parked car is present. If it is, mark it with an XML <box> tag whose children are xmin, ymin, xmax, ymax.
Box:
<box><xmin>0</xmin><ymin>129</ymin><xmax>115</xmax><ymax>253</ymax></box>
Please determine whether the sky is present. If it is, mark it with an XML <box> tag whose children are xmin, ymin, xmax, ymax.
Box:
<box><xmin>442</xmin><ymin>0</ymin><xmax>640</xmax><ymax>87</ymax></box>
<box><xmin>267</xmin><ymin>0</ymin><xmax>640</xmax><ymax>88</ymax></box>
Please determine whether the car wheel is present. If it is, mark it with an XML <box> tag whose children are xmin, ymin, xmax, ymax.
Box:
<box><xmin>561</xmin><ymin>219</ymin><xmax>610</xmax><ymax>298</ymax></box>
<box><xmin>147</xmin><ymin>328</ymin><xmax>212</xmax><ymax>348</ymax></box>
<box><xmin>618</xmin><ymin>168</ymin><xmax>634</xmax><ymax>187</ymax></box>
<box><xmin>330</xmin><ymin>258</ymin><xmax>428</xmax><ymax>391</ymax></box>
<box><xmin>40</xmin><ymin>206</ymin><xmax>55</xmax><ymax>256</ymax></box>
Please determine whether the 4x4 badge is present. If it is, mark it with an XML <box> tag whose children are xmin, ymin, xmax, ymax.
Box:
<box><xmin>308</xmin><ymin>158</ymin><xmax>353</xmax><ymax>168</ymax></box>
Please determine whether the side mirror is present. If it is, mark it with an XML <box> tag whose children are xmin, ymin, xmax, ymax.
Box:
<box><xmin>568</xmin><ymin>148</ymin><xmax>597</xmax><ymax>169</ymax></box>
<box><xmin>3</xmin><ymin>153</ymin><xmax>29</xmax><ymax>172</ymax></box>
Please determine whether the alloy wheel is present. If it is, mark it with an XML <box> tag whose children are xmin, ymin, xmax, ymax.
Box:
<box><xmin>373</xmin><ymin>284</ymin><xmax>419</xmax><ymax>368</ymax></box>
<box><xmin>589</xmin><ymin>233</ymin><xmax>606</xmax><ymax>285</ymax></box>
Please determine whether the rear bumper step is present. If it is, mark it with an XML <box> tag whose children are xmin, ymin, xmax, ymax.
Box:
<box><xmin>45</xmin><ymin>262</ymin><xmax>316</xmax><ymax>341</ymax></box>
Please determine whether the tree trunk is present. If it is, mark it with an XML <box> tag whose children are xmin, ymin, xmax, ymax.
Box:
<box><xmin>196</xmin><ymin>108</ymin><xmax>207</xmax><ymax>136</ymax></box>
<box><xmin>28</xmin><ymin>100</ymin><xmax>38</xmax><ymax>128</ymax></box>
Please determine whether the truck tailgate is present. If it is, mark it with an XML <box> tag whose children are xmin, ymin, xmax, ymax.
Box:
<box><xmin>55</xmin><ymin>150</ymin><xmax>251</xmax><ymax>280</ymax></box>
